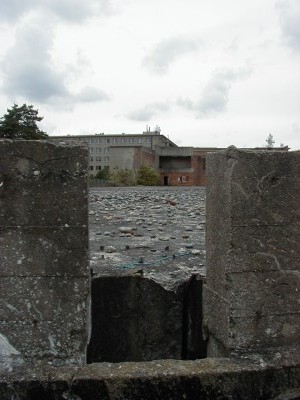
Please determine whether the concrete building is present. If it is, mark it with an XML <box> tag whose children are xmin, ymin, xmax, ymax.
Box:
<box><xmin>52</xmin><ymin>129</ymin><xmax>177</xmax><ymax>176</ymax></box>
<box><xmin>157</xmin><ymin>147</ymin><xmax>220</xmax><ymax>186</ymax></box>
<box><xmin>51</xmin><ymin>129</ymin><xmax>219</xmax><ymax>186</ymax></box>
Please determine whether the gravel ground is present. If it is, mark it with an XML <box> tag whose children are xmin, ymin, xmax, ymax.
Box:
<box><xmin>89</xmin><ymin>186</ymin><xmax>206</xmax><ymax>290</ymax></box>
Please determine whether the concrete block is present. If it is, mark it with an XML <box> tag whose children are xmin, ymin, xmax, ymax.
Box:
<box><xmin>0</xmin><ymin>277</ymin><xmax>89</xmax><ymax>322</ymax></box>
<box><xmin>0</xmin><ymin>226</ymin><xmax>89</xmax><ymax>277</ymax></box>
<box><xmin>204</xmin><ymin>147</ymin><xmax>300</xmax><ymax>358</ymax></box>
<box><xmin>228</xmin><ymin>225</ymin><xmax>300</xmax><ymax>273</ymax></box>
<box><xmin>0</xmin><ymin>140</ymin><xmax>90</xmax><ymax>370</ymax></box>
<box><xmin>87</xmin><ymin>276</ymin><xmax>182</xmax><ymax>362</ymax></box>
<box><xmin>0</xmin><ymin>140</ymin><xmax>88</xmax><ymax>227</ymax></box>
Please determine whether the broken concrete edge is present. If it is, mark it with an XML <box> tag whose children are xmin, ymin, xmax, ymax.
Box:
<box><xmin>1</xmin><ymin>358</ymin><xmax>300</xmax><ymax>400</ymax></box>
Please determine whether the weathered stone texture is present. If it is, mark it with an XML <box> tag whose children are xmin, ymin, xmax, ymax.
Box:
<box><xmin>1</xmin><ymin>358</ymin><xmax>300</xmax><ymax>400</ymax></box>
<box><xmin>204</xmin><ymin>147</ymin><xmax>300</xmax><ymax>358</ymax></box>
<box><xmin>0</xmin><ymin>139</ymin><xmax>90</xmax><ymax>370</ymax></box>
<box><xmin>87</xmin><ymin>275</ymin><xmax>183</xmax><ymax>362</ymax></box>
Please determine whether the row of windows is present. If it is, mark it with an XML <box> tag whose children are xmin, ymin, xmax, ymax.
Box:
<box><xmin>90</xmin><ymin>165</ymin><xmax>110</xmax><ymax>171</ymax></box>
<box><xmin>90</xmin><ymin>156</ymin><xmax>109</xmax><ymax>161</ymax></box>
<box><xmin>89</xmin><ymin>147</ymin><xmax>109</xmax><ymax>153</ymax></box>
<box><xmin>87</xmin><ymin>137</ymin><xmax>152</xmax><ymax>144</ymax></box>
<box><xmin>90</xmin><ymin>156</ymin><xmax>102</xmax><ymax>161</ymax></box>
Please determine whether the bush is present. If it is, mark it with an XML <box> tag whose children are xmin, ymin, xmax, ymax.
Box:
<box><xmin>109</xmin><ymin>168</ymin><xmax>136</xmax><ymax>186</ymax></box>
<box><xmin>137</xmin><ymin>165</ymin><xmax>159</xmax><ymax>186</ymax></box>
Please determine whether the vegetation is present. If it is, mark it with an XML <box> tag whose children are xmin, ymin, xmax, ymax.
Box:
<box><xmin>90</xmin><ymin>165</ymin><xmax>159</xmax><ymax>187</ymax></box>
<box><xmin>136</xmin><ymin>165</ymin><xmax>159</xmax><ymax>186</ymax></box>
<box><xmin>95</xmin><ymin>168</ymin><xmax>110</xmax><ymax>181</ymax></box>
<box><xmin>0</xmin><ymin>103</ymin><xmax>48</xmax><ymax>140</ymax></box>
<box><xmin>266</xmin><ymin>133</ymin><xmax>275</xmax><ymax>148</ymax></box>
<box><xmin>110</xmin><ymin>168</ymin><xmax>136</xmax><ymax>186</ymax></box>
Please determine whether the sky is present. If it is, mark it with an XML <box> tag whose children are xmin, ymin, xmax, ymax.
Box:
<box><xmin>0</xmin><ymin>0</ymin><xmax>299</xmax><ymax>149</ymax></box>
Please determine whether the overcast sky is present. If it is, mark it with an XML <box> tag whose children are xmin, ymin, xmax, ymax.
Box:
<box><xmin>0</xmin><ymin>0</ymin><xmax>299</xmax><ymax>149</ymax></box>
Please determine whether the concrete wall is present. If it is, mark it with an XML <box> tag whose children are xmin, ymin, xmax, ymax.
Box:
<box><xmin>0</xmin><ymin>139</ymin><xmax>90</xmax><ymax>370</ymax></box>
<box><xmin>204</xmin><ymin>147</ymin><xmax>300</xmax><ymax>358</ymax></box>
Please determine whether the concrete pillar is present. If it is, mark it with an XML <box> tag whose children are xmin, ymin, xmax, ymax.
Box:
<box><xmin>204</xmin><ymin>147</ymin><xmax>300</xmax><ymax>358</ymax></box>
<box><xmin>0</xmin><ymin>139</ymin><xmax>90</xmax><ymax>370</ymax></box>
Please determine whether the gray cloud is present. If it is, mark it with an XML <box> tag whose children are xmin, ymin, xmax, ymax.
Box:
<box><xmin>143</xmin><ymin>36</ymin><xmax>201</xmax><ymax>74</ymax></box>
<box><xmin>128</xmin><ymin>103</ymin><xmax>170</xmax><ymax>121</ymax></box>
<box><xmin>0</xmin><ymin>0</ymin><xmax>114</xmax><ymax>23</ymax></box>
<box><xmin>276</xmin><ymin>0</ymin><xmax>300</xmax><ymax>52</ymax></box>
<box><xmin>0</xmin><ymin>0</ymin><xmax>32</xmax><ymax>22</ymax></box>
<box><xmin>77</xmin><ymin>86</ymin><xmax>110</xmax><ymax>102</ymax></box>
<box><xmin>178</xmin><ymin>68</ymin><xmax>251</xmax><ymax>118</ymax></box>
<box><xmin>1</xmin><ymin>20</ymin><xmax>109</xmax><ymax>106</ymax></box>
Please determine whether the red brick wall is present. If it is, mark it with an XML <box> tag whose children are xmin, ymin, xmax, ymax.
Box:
<box><xmin>159</xmin><ymin>150</ymin><xmax>207</xmax><ymax>186</ymax></box>
<box><xmin>133</xmin><ymin>148</ymin><xmax>156</xmax><ymax>169</ymax></box>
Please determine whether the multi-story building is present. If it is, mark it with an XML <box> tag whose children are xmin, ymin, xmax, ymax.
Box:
<box><xmin>51</xmin><ymin>131</ymin><xmax>289</xmax><ymax>186</ymax></box>
<box><xmin>52</xmin><ymin>129</ymin><xmax>177</xmax><ymax>175</ymax></box>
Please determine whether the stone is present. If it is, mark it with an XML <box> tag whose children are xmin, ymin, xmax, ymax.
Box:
<box><xmin>0</xmin><ymin>140</ymin><xmax>90</xmax><ymax>370</ymax></box>
<box><xmin>119</xmin><ymin>226</ymin><xmax>134</xmax><ymax>233</ymax></box>
<box><xmin>203</xmin><ymin>147</ymin><xmax>300</xmax><ymax>359</ymax></box>
<box><xmin>105</xmin><ymin>246</ymin><xmax>116</xmax><ymax>253</ymax></box>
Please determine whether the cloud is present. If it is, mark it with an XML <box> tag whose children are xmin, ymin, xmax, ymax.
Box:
<box><xmin>1</xmin><ymin>19</ymin><xmax>109</xmax><ymax>107</ymax></box>
<box><xmin>0</xmin><ymin>0</ymin><xmax>115</xmax><ymax>23</ymax></box>
<box><xmin>276</xmin><ymin>0</ymin><xmax>300</xmax><ymax>52</ymax></box>
<box><xmin>0</xmin><ymin>0</ymin><xmax>33</xmax><ymax>22</ymax></box>
<box><xmin>178</xmin><ymin>67</ymin><xmax>251</xmax><ymax>118</ymax></box>
<box><xmin>1</xmin><ymin>20</ymin><xmax>67</xmax><ymax>102</ymax></box>
<box><xmin>143</xmin><ymin>36</ymin><xmax>201</xmax><ymax>74</ymax></box>
<box><xmin>128</xmin><ymin>103</ymin><xmax>170</xmax><ymax>121</ymax></box>
<box><xmin>76</xmin><ymin>86</ymin><xmax>110</xmax><ymax>102</ymax></box>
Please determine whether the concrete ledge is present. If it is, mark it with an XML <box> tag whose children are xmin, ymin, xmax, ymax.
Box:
<box><xmin>1</xmin><ymin>358</ymin><xmax>300</xmax><ymax>399</ymax></box>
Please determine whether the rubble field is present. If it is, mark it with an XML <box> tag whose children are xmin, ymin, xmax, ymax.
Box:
<box><xmin>89</xmin><ymin>186</ymin><xmax>206</xmax><ymax>286</ymax></box>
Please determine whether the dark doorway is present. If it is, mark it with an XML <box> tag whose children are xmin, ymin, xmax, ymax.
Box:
<box><xmin>164</xmin><ymin>176</ymin><xmax>169</xmax><ymax>186</ymax></box>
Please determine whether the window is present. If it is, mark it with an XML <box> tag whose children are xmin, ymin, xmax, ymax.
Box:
<box><xmin>121</xmin><ymin>138</ymin><xmax>125</xmax><ymax>143</ymax></box>
<box><xmin>96</xmin><ymin>148</ymin><xmax>101</xmax><ymax>153</ymax></box>
<box><xmin>96</xmin><ymin>166</ymin><xmax>101</xmax><ymax>170</ymax></box>
<box><xmin>105</xmin><ymin>138</ymin><xmax>110</xmax><ymax>144</ymax></box>
<box><xmin>104</xmin><ymin>156</ymin><xmax>110</xmax><ymax>162</ymax></box>
<box><xmin>89</xmin><ymin>139</ymin><xmax>94</xmax><ymax>144</ymax></box>
<box><xmin>96</xmin><ymin>138</ymin><xmax>102</xmax><ymax>144</ymax></box>
<box><xmin>89</xmin><ymin>148</ymin><xmax>94</xmax><ymax>153</ymax></box>
<box><xmin>146</xmin><ymin>138</ymin><xmax>151</xmax><ymax>143</ymax></box>
<box><xmin>90</xmin><ymin>166</ymin><xmax>94</xmax><ymax>170</ymax></box>
<box><xmin>138</xmin><ymin>138</ymin><xmax>143</xmax><ymax>143</ymax></box>
<box><xmin>130</xmin><ymin>138</ymin><xmax>135</xmax><ymax>143</ymax></box>
<box><xmin>113</xmin><ymin>138</ymin><xmax>118</xmax><ymax>143</ymax></box>
<box><xmin>90</xmin><ymin>156</ymin><xmax>94</xmax><ymax>162</ymax></box>
<box><xmin>104</xmin><ymin>147</ymin><xmax>109</xmax><ymax>153</ymax></box>
<box><xmin>96</xmin><ymin>156</ymin><xmax>101</xmax><ymax>161</ymax></box>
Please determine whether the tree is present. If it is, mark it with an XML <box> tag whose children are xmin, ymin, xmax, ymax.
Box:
<box><xmin>266</xmin><ymin>133</ymin><xmax>275</xmax><ymax>148</ymax></box>
<box><xmin>137</xmin><ymin>165</ymin><xmax>159</xmax><ymax>186</ymax></box>
<box><xmin>0</xmin><ymin>103</ymin><xmax>48</xmax><ymax>139</ymax></box>
<box><xmin>95</xmin><ymin>168</ymin><xmax>110</xmax><ymax>181</ymax></box>
<box><xmin>110</xmin><ymin>167</ymin><xmax>136</xmax><ymax>186</ymax></box>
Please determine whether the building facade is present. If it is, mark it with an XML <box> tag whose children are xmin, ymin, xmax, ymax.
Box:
<box><xmin>51</xmin><ymin>130</ymin><xmax>227</xmax><ymax>186</ymax></box>
<box><xmin>52</xmin><ymin>130</ymin><xmax>177</xmax><ymax>175</ymax></box>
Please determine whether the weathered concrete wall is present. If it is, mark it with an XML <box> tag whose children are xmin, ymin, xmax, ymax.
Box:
<box><xmin>87</xmin><ymin>275</ymin><xmax>183</xmax><ymax>362</ymax></box>
<box><xmin>87</xmin><ymin>274</ymin><xmax>206</xmax><ymax>363</ymax></box>
<box><xmin>204</xmin><ymin>147</ymin><xmax>300</xmax><ymax>358</ymax></box>
<box><xmin>0</xmin><ymin>139</ymin><xmax>90</xmax><ymax>370</ymax></box>
<box><xmin>1</xmin><ymin>358</ymin><xmax>300</xmax><ymax>399</ymax></box>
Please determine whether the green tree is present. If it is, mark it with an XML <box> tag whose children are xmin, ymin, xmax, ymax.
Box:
<box><xmin>137</xmin><ymin>165</ymin><xmax>159</xmax><ymax>186</ymax></box>
<box><xmin>110</xmin><ymin>168</ymin><xmax>136</xmax><ymax>186</ymax></box>
<box><xmin>95</xmin><ymin>168</ymin><xmax>110</xmax><ymax>181</ymax></box>
<box><xmin>0</xmin><ymin>103</ymin><xmax>48</xmax><ymax>139</ymax></box>
<box><xmin>266</xmin><ymin>133</ymin><xmax>275</xmax><ymax>148</ymax></box>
